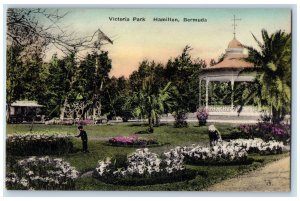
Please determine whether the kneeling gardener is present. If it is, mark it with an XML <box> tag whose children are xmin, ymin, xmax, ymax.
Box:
<box><xmin>75</xmin><ymin>125</ymin><xmax>89</xmax><ymax>153</ymax></box>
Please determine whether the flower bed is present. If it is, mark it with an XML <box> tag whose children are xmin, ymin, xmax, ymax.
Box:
<box><xmin>239</xmin><ymin>122</ymin><xmax>290</xmax><ymax>142</ymax></box>
<box><xmin>181</xmin><ymin>144</ymin><xmax>249</xmax><ymax>165</ymax></box>
<box><xmin>7</xmin><ymin>134</ymin><xmax>74</xmax><ymax>156</ymax></box>
<box><xmin>227</xmin><ymin>138</ymin><xmax>284</xmax><ymax>155</ymax></box>
<box><xmin>94</xmin><ymin>148</ymin><xmax>198</xmax><ymax>185</ymax></box>
<box><xmin>76</xmin><ymin>119</ymin><xmax>95</xmax><ymax>125</ymax></box>
<box><xmin>180</xmin><ymin>138</ymin><xmax>284</xmax><ymax>165</ymax></box>
<box><xmin>108</xmin><ymin>135</ymin><xmax>160</xmax><ymax>147</ymax></box>
<box><xmin>6</xmin><ymin>156</ymin><xmax>79</xmax><ymax>190</ymax></box>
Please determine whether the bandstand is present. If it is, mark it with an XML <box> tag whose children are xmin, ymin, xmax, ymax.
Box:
<box><xmin>199</xmin><ymin>37</ymin><xmax>260</xmax><ymax>117</ymax></box>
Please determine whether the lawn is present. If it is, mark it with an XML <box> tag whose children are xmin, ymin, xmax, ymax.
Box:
<box><xmin>6</xmin><ymin>123</ymin><xmax>289</xmax><ymax>191</ymax></box>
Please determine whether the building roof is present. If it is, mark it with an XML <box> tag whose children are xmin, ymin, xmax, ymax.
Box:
<box><xmin>208</xmin><ymin>55</ymin><xmax>254</xmax><ymax>69</ymax></box>
<box><xmin>206</xmin><ymin>37</ymin><xmax>254</xmax><ymax>70</ymax></box>
<box><xmin>227</xmin><ymin>38</ymin><xmax>243</xmax><ymax>48</ymax></box>
<box><xmin>11</xmin><ymin>100</ymin><xmax>43</xmax><ymax>107</ymax></box>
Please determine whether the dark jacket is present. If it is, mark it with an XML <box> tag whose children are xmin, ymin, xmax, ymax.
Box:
<box><xmin>76</xmin><ymin>130</ymin><xmax>88</xmax><ymax>141</ymax></box>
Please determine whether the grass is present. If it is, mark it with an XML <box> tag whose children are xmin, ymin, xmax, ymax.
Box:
<box><xmin>6</xmin><ymin>123</ymin><xmax>290</xmax><ymax>191</ymax></box>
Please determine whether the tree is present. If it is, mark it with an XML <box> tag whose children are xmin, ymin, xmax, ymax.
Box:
<box><xmin>165</xmin><ymin>46</ymin><xmax>206</xmax><ymax>116</ymax></box>
<box><xmin>130</xmin><ymin>60</ymin><xmax>177</xmax><ymax>132</ymax></box>
<box><xmin>6</xmin><ymin>9</ymin><xmax>71</xmax><ymax>121</ymax></box>
<box><xmin>45</xmin><ymin>52</ymin><xmax>78</xmax><ymax>119</ymax></box>
<box><xmin>72</xmin><ymin>53</ymin><xmax>96</xmax><ymax>118</ymax></box>
<box><xmin>6</xmin><ymin>35</ymin><xmax>49</xmax><ymax>122</ymax></box>
<box><xmin>73</xmin><ymin>51</ymin><xmax>112</xmax><ymax>120</ymax></box>
<box><xmin>129</xmin><ymin>60</ymin><xmax>167</xmax><ymax>93</ymax></box>
<box><xmin>208</xmin><ymin>82</ymin><xmax>232</xmax><ymax>105</ymax></box>
<box><xmin>243</xmin><ymin>29</ymin><xmax>291</xmax><ymax>123</ymax></box>
<box><xmin>132</xmin><ymin>80</ymin><xmax>177</xmax><ymax>133</ymax></box>
<box><xmin>101</xmin><ymin>76</ymin><xmax>132</xmax><ymax>121</ymax></box>
<box><xmin>7</xmin><ymin>9</ymin><xmax>107</xmax><ymax>56</ymax></box>
<box><xmin>6</xmin><ymin>8</ymin><xmax>113</xmax><ymax>122</ymax></box>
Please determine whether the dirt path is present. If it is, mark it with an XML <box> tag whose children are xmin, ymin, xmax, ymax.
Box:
<box><xmin>207</xmin><ymin>156</ymin><xmax>291</xmax><ymax>192</ymax></box>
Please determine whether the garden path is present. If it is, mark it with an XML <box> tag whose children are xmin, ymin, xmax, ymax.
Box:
<box><xmin>206</xmin><ymin>156</ymin><xmax>291</xmax><ymax>192</ymax></box>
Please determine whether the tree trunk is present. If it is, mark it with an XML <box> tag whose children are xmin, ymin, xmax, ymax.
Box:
<box><xmin>92</xmin><ymin>102</ymin><xmax>96</xmax><ymax>120</ymax></box>
<box><xmin>82</xmin><ymin>104</ymin><xmax>89</xmax><ymax>120</ymax></box>
<box><xmin>98</xmin><ymin>79</ymin><xmax>104</xmax><ymax>117</ymax></box>
<box><xmin>92</xmin><ymin>78</ymin><xmax>104</xmax><ymax>120</ymax></box>
<box><xmin>6</xmin><ymin>103</ymin><xmax>11</xmax><ymax>123</ymax></box>
<box><xmin>60</xmin><ymin>97</ymin><xmax>68</xmax><ymax>120</ymax></box>
<box><xmin>272</xmin><ymin>106</ymin><xmax>283</xmax><ymax>124</ymax></box>
<box><xmin>148</xmin><ymin>115</ymin><xmax>154</xmax><ymax>133</ymax></box>
<box><xmin>154</xmin><ymin>113</ymin><xmax>160</xmax><ymax>127</ymax></box>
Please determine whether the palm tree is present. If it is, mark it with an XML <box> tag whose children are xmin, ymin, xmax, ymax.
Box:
<box><xmin>241</xmin><ymin>29</ymin><xmax>291</xmax><ymax>123</ymax></box>
<box><xmin>132</xmin><ymin>76</ymin><xmax>177</xmax><ymax>133</ymax></box>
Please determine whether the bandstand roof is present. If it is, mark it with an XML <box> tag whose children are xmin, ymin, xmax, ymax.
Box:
<box><xmin>205</xmin><ymin>38</ymin><xmax>255</xmax><ymax>70</ymax></box>
<box><xmin>227</xmin><ymin>38</ymin><xmax>243</xmax><ymax>48</ymax></box>
<box><xmin>208</xmin><ymin>55</ymin><xmax>254</xmax><ymax>69</ymax></box>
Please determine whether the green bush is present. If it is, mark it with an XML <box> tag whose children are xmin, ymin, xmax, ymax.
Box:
<box><xmin>6</xmin><ymin>134</ymin><xmax>74</xmax><ymax>156</ymax></box>
<box><xmin>174</xmin><ymin>112</ymin><xmax>188</xmax><ymax>128</ymax></box>
<box><xmin>93</xmin><ymin>169</ymin><xmax>200</xmax><ymax>186</ymax></box>
<box><xmin>185</xmin><ymin>157</ymin><xmax>254</xmax><ymax>166</ymax></box>
<box><xmin>221</xmin><ymin>127</ymin><xmax>249</xmax><ymax>140</ymax></box>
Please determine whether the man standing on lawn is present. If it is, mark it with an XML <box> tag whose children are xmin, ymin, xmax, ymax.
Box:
<box><xmin>75</xmin><ymin>125</ymin><xmax>89</xmax><ymax>153</ymax></box>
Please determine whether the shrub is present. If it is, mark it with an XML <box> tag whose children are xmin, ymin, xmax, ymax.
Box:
<box><xmin>6</xmin><ymin>134</ymin><xmax>74</xmax><ymax>156</ymax></box>
<box><xmin>6</xmin><ymin>156</ymin><xmax>79</xmax><ymax>190</ymax></box>
<box><xmin>221</xmin><ymin>127</ymin><xmax>249</xmax><ymax>140</ymax></box>
<box><xmin>238</xmin><ymin>122</ymin><xmax>290</xmax><ymax>142</ymax></box>
<box><xmin>196</xmin><ymin>108</ymin><xmax>208</xmax><ymax>126</ymax></box>
<box><xmin>238</xmin><ymin>124</ymin><xmax>256</xmax><ymax>138</ymax></box>
<box><xmin>108</xmin><ymin>135</ymin><xmax>159</xmax><ymax>147</ymax></box>
<box><xmin>174</xmin><ymin>112</ymin><xmax>188</xmax><ymax>128</ymax></box>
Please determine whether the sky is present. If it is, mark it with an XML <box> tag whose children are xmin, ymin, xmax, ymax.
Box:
<box><xmin>43</xmin><ymin>8</ymin><xmax>291</xmax><ymax>78</ymax></box>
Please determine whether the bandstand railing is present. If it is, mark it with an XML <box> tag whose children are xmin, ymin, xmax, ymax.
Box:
<box><xmin>203</xmin><ymin>105</ymin><xmax>260</xmax><ymax>113</ymax></box>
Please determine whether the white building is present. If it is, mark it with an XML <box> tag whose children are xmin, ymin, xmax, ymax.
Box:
<box><xmin>199</xmin><ymin>37</ymin><xmax>261</xmax><ymax>120</ymax></box>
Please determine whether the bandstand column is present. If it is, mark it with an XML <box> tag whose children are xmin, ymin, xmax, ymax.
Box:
<box><xmin>205</xmin><ymin>78</ymin><xmax>209</xmax><ymax>109</ymax></box>
<box><xmin>231</xmin><ymin>78</ymin><xmax>235</xmax><ymax>110</ymax></box>
<box><xmin>199</xmin><ymin>78</ymin><xmax>202</xmax><ymax>107</ymax></box>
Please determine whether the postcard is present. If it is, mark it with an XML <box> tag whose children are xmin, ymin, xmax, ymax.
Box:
<box><xmin>5</xmin><ymin>7</ymin><xmax>291</xmax><ymax>192</ymax></box>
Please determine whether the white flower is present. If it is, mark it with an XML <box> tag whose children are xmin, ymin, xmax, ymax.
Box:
<box><xmin>165</xmin><ymin>167</ymin><xmax>173</xmax><ymax>174</ymax></box>
<box><xmin>8</xmin><ymin>156</ymin><xmax>79</xmax><ymax>190</ymax></box>
<box><xmin>164</xmin><ymin>152</ymin><xmax>171</xmax><ymax>158</ymax></box>
<box><xmin>26</xmin><ymin>171</ymin><xmax>34</xmax><ymax>176</ymax></box>
<box><xmin>165</xmin><ymin>159</ymin><xmax>171</xmax><ymax>165</ymax></box>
